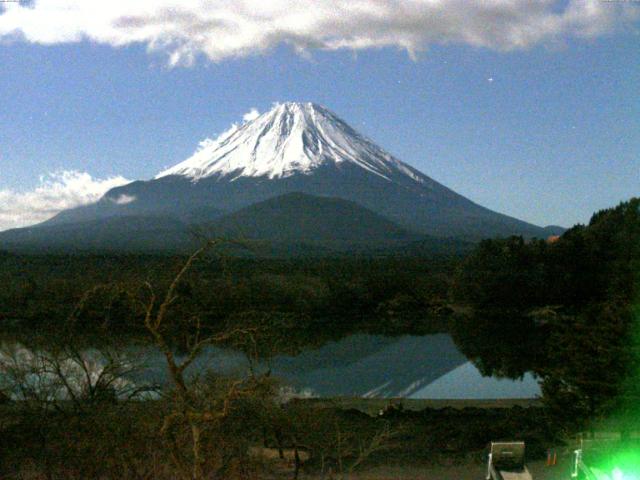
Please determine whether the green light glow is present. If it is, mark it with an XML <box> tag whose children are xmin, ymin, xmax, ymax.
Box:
<box><xmin>584</xmin><ymin>446</ymin><xmax>640</xmax><ymax>480</ymax></box>
<box><xmin>609</xmin><ymin>467</ymin><xmax>640</xmax><ymax>480</ymax></box>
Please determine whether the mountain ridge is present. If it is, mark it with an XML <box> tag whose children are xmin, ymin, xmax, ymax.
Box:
<box><xmin>208</xmin><ymin>191</ymin><xmax>418</xmax><ymax>244</ymax></box>
<box><xmin>2</xmin><ymin>102</ymin><xmax>560</xmax><ymax>252</ymax></box>
<box><xmin>0</xmin><ymin>193</ymin><xmax>436</xmax><ymax>255</ymax></box>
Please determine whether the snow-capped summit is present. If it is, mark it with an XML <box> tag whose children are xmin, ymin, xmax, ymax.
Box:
<box><xmin>156</xmin><ymin>102</ymin><xmax>424</xmax><ymax>184</ymax></box>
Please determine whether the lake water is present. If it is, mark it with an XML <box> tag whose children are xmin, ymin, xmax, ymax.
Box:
<box><xmin>0</xmin><ymin>334</ymin><xmax>540</xmax><ymax>400</ymax></box>
<box><xmin>137</xmin><ymin>333</ymin><xmax>540</xmax><ymax>399</ymax></box>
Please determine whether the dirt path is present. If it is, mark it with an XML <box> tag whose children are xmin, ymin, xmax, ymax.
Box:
<box><xmin>305</xmin><ymin>458</ymin><xmax>572</xmax><ymax>479</ymax></box>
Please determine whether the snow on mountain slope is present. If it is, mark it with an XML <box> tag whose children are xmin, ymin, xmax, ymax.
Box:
<box><xmin>156</xmin><ymin>102</ymin><xmax>426</xmax><ymax>184</ymax></box>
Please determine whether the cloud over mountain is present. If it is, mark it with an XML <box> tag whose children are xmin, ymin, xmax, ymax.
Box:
<box><xmin>0</xmin><ymin>171</ymin><xmax>130</xmax><ymax>231</ymax></box>
<box><xmin>0</xmin><ymin>1</ymin><xmax>637</xmax><ymax>66</ymax></box>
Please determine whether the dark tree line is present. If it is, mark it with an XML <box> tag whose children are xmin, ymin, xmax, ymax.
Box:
<box><xmin>451</xmin><ymin>198</ymin><xmax>640</xmax><ymax>435</ymax></box>
<box><xmin>0</xmin><ymin>252</ymin><xmax>455</xmax><ymax>348</ymax></box>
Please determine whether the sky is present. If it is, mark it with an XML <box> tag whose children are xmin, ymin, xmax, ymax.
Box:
<box><xmin>0</xmin><ymin>0</ymin><xmax>638</xmax><ymax>231</ymax></box>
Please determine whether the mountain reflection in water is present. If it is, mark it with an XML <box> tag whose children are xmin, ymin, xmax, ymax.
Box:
<box><xmin>140</xmin><ymin>334</ymin><xmax>540</xmax><ymax>399</ymax></box>
<box><xmin>0</xmin><ymin>334</ymin><xmax>540</xmax><ymax>400</ymax></box>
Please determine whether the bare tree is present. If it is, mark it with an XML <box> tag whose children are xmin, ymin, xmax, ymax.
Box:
<box><xmin>0</xmin><ymin>340</ymin><xmax>156</xmax><ymax>479</ymax></box>
<box><xmin>141</xmin><ymin>240</ymin><xmax>275</xmax><ymax>480</ymax></box>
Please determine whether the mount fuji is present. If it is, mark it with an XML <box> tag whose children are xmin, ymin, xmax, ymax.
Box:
<box><xmin>0</xmin><ymin>102</ymin><xmax>559</xmax><ymax>253</ymax></box>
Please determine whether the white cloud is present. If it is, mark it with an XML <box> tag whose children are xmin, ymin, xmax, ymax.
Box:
<box><xmin>0</xmin><ymin>1</ymin><xmax>637</xmax><ymax>66</ymax></box>
<box><xmin>155</xmin><ymin>106</ymin><xmax>263</xmax><ymax>178</ymax></box>
<box><xmin>242</xmin><ymin>108</ymin><xmax>260</xmax><ymax>123</ymax></box>
<box><xmin>0</xmin><ymin>171</ymin><xmax>131</xmax><ymax>231</ymax></box>
<box><xmin>110</xmin><ymin>193</ymin><xmax>137</xmax><ymax>205</ymax></box>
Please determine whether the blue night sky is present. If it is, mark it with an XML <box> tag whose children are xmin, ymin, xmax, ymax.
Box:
<box><xmin>0</xmin><ymin>1</ymin><xmax>638</xmax><ymax>230</ymax></box>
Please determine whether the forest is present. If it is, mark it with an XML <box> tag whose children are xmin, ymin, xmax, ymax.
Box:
<box><xmin>0</xmin><ymin>198</ymin><xmax>638</xmax><ymax>479</ymax></box>
<box><xmin>0</xmin><ymin>250</ymin><xmax>457</xmax><ymax>343</ymax></box>
<box><xmin>452</xmin><ymin>198</ymin><xmax>640</xmax><ymax>435</ymax></box>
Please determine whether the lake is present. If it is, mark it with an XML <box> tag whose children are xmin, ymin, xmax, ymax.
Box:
<box><xmin>0</xmin><ymin>333</ymin><xmax>539</xmax><ymax>400</ymax></box>
<box><xmin>136</xmin><ymin>333</ymin><xmax>540</xmax><ymax>399</ymax></box>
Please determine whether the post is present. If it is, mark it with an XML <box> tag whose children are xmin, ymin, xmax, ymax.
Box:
<box><xmin>486</xmin><ymin>452</ymin><xmax>493</xmax><ymax>480</ymax></box>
